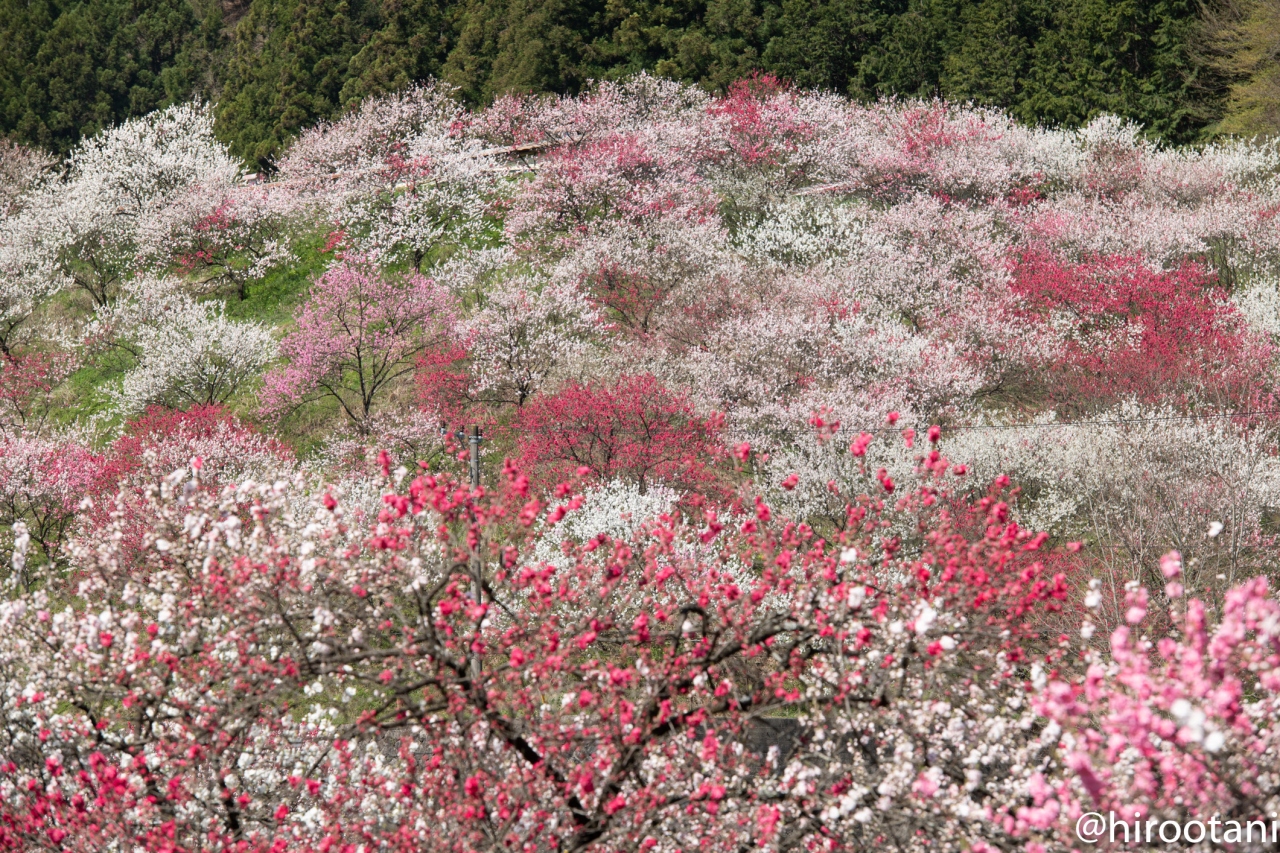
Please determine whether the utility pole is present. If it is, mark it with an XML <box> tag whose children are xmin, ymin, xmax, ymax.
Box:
<box><xmin>467</xmin><ymin>425</ymin><xmax>483</xmax><ymax>680</ymax></box>
<box><xmin>468</xmin><ymin>424</ymin><xmax>482</xmax><ymax>491</ymax></box>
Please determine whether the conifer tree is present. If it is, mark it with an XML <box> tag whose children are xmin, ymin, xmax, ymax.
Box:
<box><xmin>1196</xmin><ymin>0</ymin><xmax>1280</xmax><ymax>136</ymax></box>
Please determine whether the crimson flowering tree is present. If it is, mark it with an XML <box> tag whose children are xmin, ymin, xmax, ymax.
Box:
<box><xmin>102</xmin><ymin>405</ymin><xmax>294</xmax><ymax>490</ymax></box>
<box><xmin>0</xmin><ymin>433</ymin><xmax>1081</xmax><ymax>852</ymax></box>
<box><xmin>64</xmin><ymin>406</ymin><xmax>298</xmax><ymax>576</ymax></box>
<box><xmin>1012</xmin><ymin>252</ymin><xmax>1272</xmax><ymax>410</ymax></box>
<box><xmin>515</xmin><ymin>373</ymin><xmax>723</xmax><ymax>495</ymax></box>
<box><xmin>261</xmin><ymin>257</ymin><xmax>456</xmax><ymax>431</ymax></box>
<box><xmin>706</xmin><ymin>74</ymin><xmax>813</xmax><ymax>172</ymax></box>
<box><xmin>0</xmin><ymin>351</ymin><xmax>75</xmax><ymax>431</ymax></box>
<box><xmin>414</xmin><ymin>341</ymin><xmax>474</xmax><ymax>426</ymax></box>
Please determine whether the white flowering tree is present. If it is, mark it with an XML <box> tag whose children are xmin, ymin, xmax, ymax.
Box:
<box><xmin>278</xmin><ymin>83</ymin><xmax>498</xmax><ymax>271</ymax></box>
<box><xmin>94</xmin><ymin>277</ymin><xmax>276</xmax><ymax>416</ymax></box>
<box><xmin>0</xmin><ymin>104</ymin><xmax>240</xmax><ymax>309</ymax></box>
<box><xmin>0</xmin><ymin>140</ymin><xmax>53</xmax><ymax>220</ymax></box>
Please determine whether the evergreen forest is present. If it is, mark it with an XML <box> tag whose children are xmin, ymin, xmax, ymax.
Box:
<box><xmin>2</xmin><ymin>0</ymin><xmax>1276</xmax><ymax>165</ymax></box>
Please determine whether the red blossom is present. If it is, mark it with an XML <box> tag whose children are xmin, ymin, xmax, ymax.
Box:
<box><xmin>514</xmin><ymin>374</ymin><xmax>723</xmax><ymax>496</ymax></box>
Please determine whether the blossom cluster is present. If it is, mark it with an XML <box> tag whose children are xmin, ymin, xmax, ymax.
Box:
<box><xmin>0</xmin><ymin>74</ymin><xmax>1279</xmax><ymax>850</ymax></box>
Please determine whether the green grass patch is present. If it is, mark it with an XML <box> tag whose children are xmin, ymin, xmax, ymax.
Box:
<box><xmin>49</xmin><ymin>346</ymin><xmax>137</xmax><ymax>438</ymax></box>
<box><xmin>222</xmin><ymin>229</ymin><xmax>334</xmax><ymax>326</ymax></box>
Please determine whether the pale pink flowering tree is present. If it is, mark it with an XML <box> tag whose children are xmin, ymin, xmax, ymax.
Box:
<box><xmin>462</xmin><ymin>281</ymin><xmax>587</xmax><ymax>408</ymax></box>
<box><xmin>277</xmin><ymin>83</ymin><xmax>500</xmax><ymax>272</ymax></box>
<box><xmin>552</xmin><ymin>217</ymin><xmax>738</xmax><ymax>350</ymax></box>
<box><xmin>938</xmin><ymin>405</ymin><xmax>1280</xmax><ymax>611</ymax></box>
<box><xmin>275</xmin><ymin>83</ymin><xmax>467</xmax><ymax>199</ymax></box>
<box><xmin>74</xmin><ymin>405</ymin><xmax>298</xmax><ymax>573</ymax></box>
<box><xmin>1032</xmin><ymin>551</ymin><xmax>1280</xmax><ymax>847</ymax></box>
<box><xmin>504</xmin><ymin>129</ymin><xmax>714</xmax><ymax>239</ymax></box>
<box><xmin>261</xmin><ymin>257</ymin><xmax>456</xmax><ymax>430</ymax></box>
<box><xmin>0</xmin><ymin>141</ymin><xmax>53</xmax><ymax>219</ymax></box>
<box><xmin>0</xmin><ymin>431</ymin><xmax>101</xmax><ymax>585</ymax></box>
<box><xmin>497</xmin><ymin>79</ymin><xmax>716</xmax><ymax>241</ymax></box>
<box><xmin>467</xmin><ymin>74</ymin><xmax>708</xmax><ymax>152</ymax></box>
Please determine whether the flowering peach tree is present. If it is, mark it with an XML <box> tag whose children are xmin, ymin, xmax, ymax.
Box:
<box><xmin>0</xmin><ymin>430</ymin><xmax>1089</xmax><ymax>852</ymax></box>
<box><xmin>3</xmin><ymin>73</ymin><xmax>1280</xmax><ymax>852</ymax></box>
<box><xmin>262</xmin><ymin>257</ymin><xmax>455</xmax><ymax>430</ymax></box>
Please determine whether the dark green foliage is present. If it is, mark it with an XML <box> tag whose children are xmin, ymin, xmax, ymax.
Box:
<box><xmin>440</xmin><ymin>0</ymin><xmax>606</xmax><ymax>103</ymax></box>
<box><xmin>801</xmin><ymin>0</ymin><xmax>1213</xmax><ymax>144</ymax></box>
<box><xmin>0</xmin><ymin>0</ymin><xmax>208</xmax><ymax>152</ymax></box>
<box><xmin>341</xmin><ymin>0</ymin><xmax>453</xmax><ymax>104</ymax></box>
<box><xmin>437</xmin><ymin>0</ymin><xmax>779</xmax><ymax>102</ymax></box>
<box><xmin>762</xmin><ymin>0</ymin><xmax>894</xmax><ymax>94</ymax></box>
<box><xmin>0</xmin><ymin>0</ymin><xmax>1233</xmax><ymax>161</ymax></box>
<box><xmin>213</xmin><ymin>0</ymin><xmax>386</xmax><ymax>166</ymax></box>
<box><xmin>1016</xmin><ymin>0</ymin><xmax>1210</xmax><ymax>143</ymax></box>
<box><xmin>1182</xmin><ymin>0</ymin><xmax>1277</xmax><ymax>137</ymax></box>
<box><xmin>938</xmin><ymin>0</ymin><xmax>1036</xmax><ymax>106</ymax></box>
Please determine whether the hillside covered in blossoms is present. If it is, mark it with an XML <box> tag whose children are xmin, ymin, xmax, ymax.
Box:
<box><xmin>2</xmin><ymin>76</ymin><xmax>1280</xmax><ymax>850</ymax></box>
